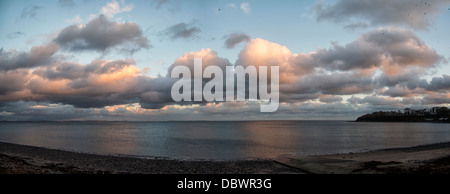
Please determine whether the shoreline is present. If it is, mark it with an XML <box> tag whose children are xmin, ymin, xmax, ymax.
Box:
<box><xmin>276</xmin><ymin>142</ymin><xmax>450</xmax><ymax>174</ymax></box>
<box><xmin>0</xmin><ymin>141</ymin><xmax>302</xmax><ymax>174</ymax></box>
<box><xmin>2</xmin><ymin>141</ymin><xmax>450</xmax><ymax>174</ymax></box>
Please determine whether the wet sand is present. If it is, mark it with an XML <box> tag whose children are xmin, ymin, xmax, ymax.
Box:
<box><xmin>276</xmin><ymin>142</ymin><xmax>450</xmax><ymax>174</ymax></box>
<box><xmin>0</xmin><ymin>142</ymin><xmax>302</xmax><ymax>174</ymax></box>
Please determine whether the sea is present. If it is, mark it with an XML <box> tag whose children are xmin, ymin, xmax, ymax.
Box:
<box><xmin>0</xmin><ymin>121</ymin><xmax>449</xmax><ymax>160</ymax></box>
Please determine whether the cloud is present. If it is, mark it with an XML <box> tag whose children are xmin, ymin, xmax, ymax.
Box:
<box><xmin>0</xmin><ymin>43</ymin><xmax>59</xmax><ymax>71</ymax></box>
<box><xmin>312</xmin><ymin>28</ymin><xmax>442</xmax><ymax>75</ymax></box>
<box><xmin>54</xmin><ymin>15</ymin><xmax>150</xmax><ymax>53</ymax></box>
<box><xmin>422</xmin><ymin>93</ymin><xmax>450</xmax><ymax>105</ymax></box>
<box><xmin>319</xmin><ymin>94</ymin><xmax>343</xmax><ymax>103</ymax></box>
<box><xmin>1</xmin><ymin>13</ymin><xmax>449</xmax><ymax>121</ymax></box>
<box><xmin>375</xmin><ymin>67</ymin><xmax>424</xmax><ymax>88</ymax></box>
<box><xmin>240</xmin><ymin>2</ymin><xmax>251</xmax><ymax>14</ymax></box>
<box><xmin>65</xmin><ymin>15</ymin><xmax>83</xmax><ymax>24</ymax></box>
<box><xmin>348</xmin><ymin>96</ymin><xmax>402</xmax><ymax>106</ymax></box>
<box><xmin>153</xmin><ymin>0</ymin><xmax>170</xmax><ymax>9</ymax></box>
<box><xmin>234</xmin><ymin>31</ymin><xmax>444</xmax><ymax>106</ymax></box>
<box><xmin>6</xmin><ymin>31</ymin><xmax>26</xmax><ymax>39</ymax></box>
<box><xmin>426</xmin><ymin>75</ymin><xmax>450</xmax><ymax>92</ymax></box>
<box><xmin>0</xmin><ymin>57</ymin><xmax>176</xmax><ymax>109</ymax></box>
<box><xmin>162</xmin><ymin>22</ymin><xmax>201</xmax><ymax>40</ymax></box>
<box><xmin>0</xmin><ymin>69</ymin><xmax>30</xmax><ymax>95</ymax></box>
<box><xmin>343</xmin><ymin>21</ymin><xmax>369</xmax><ymax>30</ymax></box>
<box><xmin>20</xmin><ymin>5</ymin><xmax>42</xmax><ymax>20</ymax></box>
<box><xmin>237</xmin><ymin>38</ymin><xmax>315</xmax><ymax>83</ymax></box>
<box><xmin>2</xmin><ymin>31</ymin><xmax>445</xmax><ymax>115</ymax></box>
<box><xmin>382</xmin><ymin>85</ymin><xmax>417</xmax><ymax>98</ymax></box>
<box><xmin>224</xmin><ymin>33</ymin><xmax>251</xmax><ymax>49</ymax></box>
<box><xmin>100</xmin><ymin>0</ymin><xmax>134</xmax><ymax>18</ymax></box>
<box><xmin>313</xmin><ymin>0</ymin><xmax>450</xmax><ymax>30</ymax></box>
<box><xmin>277</xmin><ymin>71</ymin><xmax>374</xmax><ymax>104</ymax></box>
<box><xmin>168</xmin><ymin>48</ymin><xmax>232</xmax><ymax>76</ymax></box>
<box><xmin>285</xmin><ymin>72</ymin><xmax>374</xmax><ymax>96</ymax></box>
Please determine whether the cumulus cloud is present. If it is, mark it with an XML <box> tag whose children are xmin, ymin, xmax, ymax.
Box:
<box><xmin>237</xmin><ymin>38</ymin><xmax>314</xmax><ymax>83</ymax></box>
<box><xmin>382</xmin><ymin>85</ymin><xmax>417</xmax><ymax>98</ymax></box>
<box><xmin>224</xmin><ymin>33</ymin><xmax>251</xmax><ymax>49</ymax></box>
<box><xmin>168</xmin><ymin>48</ymin><xmax>232</xmax><ymax>75</ymax></box>
<box><xmin>284</xmin><ymin>72</ymin><xmax>374</xmax><ymax>97</ymax></box>
<box><xmin>313</xmin><ymin>28</ymin><xmax>442</xmax><ymax>75</ymax></box>
<box><xmin>1</xmin><ymin>19</ymin><xmax>449</xmax><ymax>120</ymax></box>
<box><xmin>54</xmin><ymin>15</ymin><xmax>150</xmax><ymax>53</ymax></box>
<box><xmin>0</xmin><ymin>43</ymin><xmax>59</xmax><ymax>71</ymax></box>
<box><xmin>0</xmin><ymin>57</ymin><xmax>176</xmax><ymax>109</ymax></box>
<box><xmin>161</xmin><ymin>22</ymin><xmax>201</xmax><ymax>40</ymax></box>
<box><xmin>426</xmin><ymin>75</ymin><xmax>450</xmax><ymax>91</ymax></box>
<box><xmin>0</xmin><ymin>70</ymin><xmax>30</xmax><ymax>95</ymax></box>
<box><xmin>313</xmin><ymin>0</ymin><xmax>450</xmax><ymax>30</ymax></box>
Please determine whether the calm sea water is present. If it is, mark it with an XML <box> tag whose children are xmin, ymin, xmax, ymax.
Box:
<box><xmin>0</xmin><ymin>121</ymin><xmax>449</xmax><ymax>160</ymax></box>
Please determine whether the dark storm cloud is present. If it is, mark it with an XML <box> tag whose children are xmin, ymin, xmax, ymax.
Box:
<box><xmin>224</xmin><ymin>33</ymin><xmax>251</xmax><ymax>49</ymax></box>
<box><xmin>54</xmin><ymin>15</ymin><xmax>150</xmax><ymax>53</ymax></box>
<box><xmin>313</xmin><ymin>0</ymin><xmax>450</xmax><ymax>30</ymax></box>
<box><xmin>162</xmin><ymin>22</ymin><xmax>201</xmax><ymax>40</ymax></box>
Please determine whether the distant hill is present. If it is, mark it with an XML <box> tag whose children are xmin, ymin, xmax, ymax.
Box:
<box><xmin>356</xmin><ymin>107</ymin><xmax>450</xmax><ymax>123</ymax></box>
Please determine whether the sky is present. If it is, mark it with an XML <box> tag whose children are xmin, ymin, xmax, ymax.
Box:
<box><xmin>0</xmin><ymin>0</ymin><xmax>450</xmax><ymax>121</ymax></box>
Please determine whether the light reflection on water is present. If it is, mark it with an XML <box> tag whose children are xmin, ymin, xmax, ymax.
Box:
<box><xmin>0</xmin><ymin>121</ymin><xmax>449</xmax><ymax>160</ymax></box>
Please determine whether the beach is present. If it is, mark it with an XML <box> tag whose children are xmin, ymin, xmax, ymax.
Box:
<box><xmin>276</xmin><ymin>142</ymin><xmax>450</xmax><ymax>174</ymax></box>
<box><xmin>2</xmin><ymin>141</ymin><xmax>450</xmax><ymax>174</ymax></box>
<box><xmin>0</xmin><ymin>142</ymin><xmax>301</xmax><ymax>174</ymax></box>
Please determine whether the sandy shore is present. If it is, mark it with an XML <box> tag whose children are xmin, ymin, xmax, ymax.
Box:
<box><xmin>0</xmin><ymin>142</ymin><xmax>302</xmax><ymax>174</ymax></box>
<box><xmin>276</xmin><ymin>142</ymin><xmax>450</xmax><ymax>174</ymax></box>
